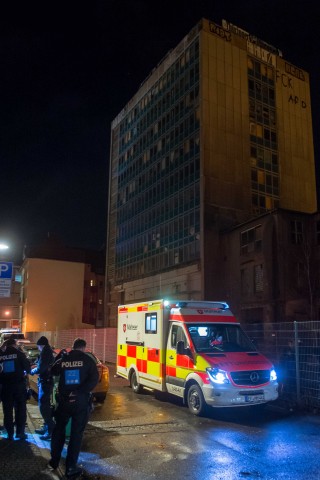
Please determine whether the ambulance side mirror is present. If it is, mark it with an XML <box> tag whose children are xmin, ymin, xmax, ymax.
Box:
<box><xmin>177</xmin><ymin>341</ymin><xmax>193</xmax><ymax>359</ymax></box>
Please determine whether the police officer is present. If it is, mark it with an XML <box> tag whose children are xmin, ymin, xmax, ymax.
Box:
<box><xmin>0</xmin><ymin>336</ymin><xmax>31</xmax><ymax>440</ymax></box>
<box><xmin>48</xmin><ymin>338</ymin><xmax>99</xmax><ymax>478</ymax></box>
<box><xmin>30</xmin><ymin>335</ymin><xmax>55</xmax><ymax>440</ymax></box>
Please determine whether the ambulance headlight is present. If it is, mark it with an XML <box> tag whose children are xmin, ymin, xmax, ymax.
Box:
<box><xmin>206</xmin><ymin>368</ymin><xmax>229</xmax><ymax>384</ymax></box>
<box><xmin>270</xmin><ymin>368</ymin><xmax>277</xmax><ymax>381</ymax></box>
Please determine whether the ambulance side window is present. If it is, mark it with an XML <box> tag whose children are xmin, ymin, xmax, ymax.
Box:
<box><xmin>145</xmin><ymin>312</ymin><xmax>157</xmax><ymax>334</ymax></box>
<box><xmin>171</xmin><ymin>325</ymin><xmax>187</xmax><ymax>349</ymax></box>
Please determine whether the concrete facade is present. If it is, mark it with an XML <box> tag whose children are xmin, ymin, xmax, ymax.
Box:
<box><xmin>21</xmin><ymin>240</ymin><xmax>105</xmax><ymax>332</ymax></box>
<box><xmin>218</xmin><ymin>209</ymin><xmax>320</xmax><ymax>323</ymax></box>
<box><xmin>106</xmin><ymin>18</ymin><xmax>317</xmax><ymax>326</ymax></box>
<box><xmin>21</xmin><ymin>257</ymin><xmax>87</xmax><ymax>333</ymax></box>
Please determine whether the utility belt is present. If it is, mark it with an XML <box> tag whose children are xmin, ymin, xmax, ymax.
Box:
<box><xmin>55</xmin><ymin>390</ymin><xmax>93</xmax><ymax>411</ymax></box>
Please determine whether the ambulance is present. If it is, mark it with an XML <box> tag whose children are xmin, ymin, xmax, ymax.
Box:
<box><xmin>117</xmin><ymin>300</ymin><xmax>278</xmax><ymax>415</ymax></box>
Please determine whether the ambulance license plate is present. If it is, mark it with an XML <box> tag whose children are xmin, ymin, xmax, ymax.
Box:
<box><xmin>245</xmin><ymin>394</ymin><xmax>264</xmax><ymax>403</ymax></box>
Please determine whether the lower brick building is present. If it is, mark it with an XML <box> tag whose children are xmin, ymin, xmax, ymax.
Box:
<box><xmin>21</xmin><ymin>237</ymin><xmax>105</xmax><ymax>333</ymax></box>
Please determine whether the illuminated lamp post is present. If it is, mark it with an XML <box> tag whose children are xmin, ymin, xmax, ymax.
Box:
<box><xmin>0</xmin><ymin>243</ymin><xmax>9</xmax><ymax>257</ymax></box>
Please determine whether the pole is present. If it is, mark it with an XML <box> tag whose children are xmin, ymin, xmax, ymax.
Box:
<box><xmin>294</xmin><ymin>321</ymin><xmax>301</xmax><ymax>406</ymax></box>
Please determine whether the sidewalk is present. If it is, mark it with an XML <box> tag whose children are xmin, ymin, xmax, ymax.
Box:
<box><xmin>0</xmin><ymin>401</ymin><xmax>64</xmax><ymax>480</ymax></box>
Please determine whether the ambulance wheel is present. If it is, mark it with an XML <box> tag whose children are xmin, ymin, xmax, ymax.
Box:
<box><xmin>187</xmin><ymin>384</ymin><xmax>206</xmax><ymax>416</ymax></box>
<box><xmin>130</xmin><ymin>370</ymin><xmax>143</xmax><ymax>393</ymax></box>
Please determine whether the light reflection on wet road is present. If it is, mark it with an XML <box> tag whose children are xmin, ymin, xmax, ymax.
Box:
<box><xmin>79</xmin><ymin>365</ymin><xmax>320</xmax><ymax>480</ymax></box>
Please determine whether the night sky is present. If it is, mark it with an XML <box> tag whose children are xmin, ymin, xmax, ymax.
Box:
<box><xmin>1</xmin><ymin>0</ymin><xmax>319</xmax><ymax>262</ymax></box>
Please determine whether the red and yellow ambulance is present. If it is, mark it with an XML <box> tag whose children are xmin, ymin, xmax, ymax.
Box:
<box><xmin>117</xmin><ymin>300</ymin><xmax>278</xmax><ymax>415</ymax></box>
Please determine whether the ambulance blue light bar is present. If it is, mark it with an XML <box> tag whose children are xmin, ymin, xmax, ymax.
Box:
<box><xmin>164</xmin><ymin>300</ymin><xmax>230</xmax><ymax>310</ymax></box>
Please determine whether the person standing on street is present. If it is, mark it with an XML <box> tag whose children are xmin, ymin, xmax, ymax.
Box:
<box><xmin>0</xmin><ymin>336</ymin><xmax>31</xmax><ymax>440</ymax></box>
<box><xmin>30</xmin><ymin>335</ymin><xmax>55</xmax><ymax>440</ymax></box>
<box><xmin>48</xmin><ymin>338</ymin><xmax>99</xmax><ymax>478</ymax></box>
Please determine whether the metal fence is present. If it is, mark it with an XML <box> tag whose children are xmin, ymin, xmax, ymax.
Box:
<box><xmin>28</xmin><ymin>328</ymin><xmax>118</xmax><ymax>364</ymax></box>
<box><xmin>29</xmin><ymin>321</ymin><xmax>320</xmax><ymax>412</ymax></box>
<box><xmin>244</xmin><ymin>321</ymin><xmax>320</xmax><ymax>411</ymax></box>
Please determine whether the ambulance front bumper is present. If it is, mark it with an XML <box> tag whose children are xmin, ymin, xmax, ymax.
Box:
<box><xmin>202</xmin><ymin>381</ymin><xmax>279</xmax><ymax>407</ymax></box>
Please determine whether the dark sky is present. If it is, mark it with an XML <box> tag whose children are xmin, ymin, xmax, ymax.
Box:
<box><xmin>1</xmin><ymin>0</ymin><xmax>319</xmax><ymax>261</ymax></box>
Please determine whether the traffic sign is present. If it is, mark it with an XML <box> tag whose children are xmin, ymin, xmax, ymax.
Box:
<box><xmin>0</xmin><ymin>262</ymin><xmax>13</xmax><ymax>279</ymax></box>
<box><xmin>0</xmin><ymin>262</ymin><xmax>13</xmax><ymax>297</ymax></box>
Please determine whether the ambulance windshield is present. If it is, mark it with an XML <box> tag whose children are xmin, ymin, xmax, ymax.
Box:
<box><xmin>187</xmin><ymin>324</ymin><xmax>256</xmax><ymax>353</ymax></box>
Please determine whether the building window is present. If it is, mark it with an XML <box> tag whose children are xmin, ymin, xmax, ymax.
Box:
<box><xmin>240</xmin><ymin>225</ymin><xmax>262</xmax><ymax>254</ymax></box>
<box><xmin>241</xmin><ymin>268</ymin><xmax>252</xmax><ymax>296</ymax></box>
<box><xmin>254</xmin><ymin>264</ymin><xmax>263</xmax><ymax>292</ymax></box>
<box><xmin>295</xmin><ymin>262</ymin><xmax>305</xmax><ymax>288</ymax></box>
<box><xmin>248</xmin><ymin>56</ymin><xmax>278</xmax><ymax>215</ymax></box>
<box><xmin>291</xmin><ymin>220</ymin><xmax>303</xmax><ymax>244</ymax></box>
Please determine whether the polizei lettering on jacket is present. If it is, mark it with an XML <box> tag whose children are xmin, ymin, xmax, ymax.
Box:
<box><xmin>0</xmin><ymin>354</ymin><xmax>17</xmax><ymax>361</ymax></box>
<box><xmin>61</xmin><ymin>361</ymin><xmax>84</xmax><ymax>368</ymax></box>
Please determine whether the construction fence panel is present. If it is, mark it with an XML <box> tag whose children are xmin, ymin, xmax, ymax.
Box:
<box><xmin>28</xmin><ymin>328</ymin><xmax>117</xmax><ymax>364</ymax></box>
<box><xmin>244</xmin><ymin>321</ymin><xmax>320</xmax><ymax>411</ymax></box>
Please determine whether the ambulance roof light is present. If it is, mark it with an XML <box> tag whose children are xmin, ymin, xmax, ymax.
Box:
<box><xmin>176</xmin><ymin>302</ymin><xmax>187</xmax><ymax>308</ymax></box>
<box><xmin>175</xmin><ymin>301</ymin><xmax>229</xmax><ymax>310</ymax></box>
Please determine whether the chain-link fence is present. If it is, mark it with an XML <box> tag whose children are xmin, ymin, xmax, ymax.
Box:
<box><xmin>244</xmin><ymin>321</ymin><xmax>320</xmax><ymax>411</ymax></box>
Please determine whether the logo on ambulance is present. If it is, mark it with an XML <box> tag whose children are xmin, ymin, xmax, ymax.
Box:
<box><xmin>250</xmin><ymin>372</ymin><xmax>259</xmax><ymax>383</ymax></box>
<box><xmin>123</xmin><ymin>324</ymin><xmax>126</xmax><ymax>333</ymax></box>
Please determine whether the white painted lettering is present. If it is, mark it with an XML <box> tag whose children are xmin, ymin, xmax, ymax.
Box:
<box><xmin>61</xmin><ymin>361</ymin><xmax>84</xmax><ymax>368</ymax></box>
<box><xmin>0</xmin><ymin>354</ymin><xmax>17</xmax><ymax>361</ymax></box>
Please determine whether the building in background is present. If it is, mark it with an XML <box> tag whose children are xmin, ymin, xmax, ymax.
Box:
<box><xmin>0</xmin><ymin>264</ymin><xmax>22</xmax><ymax>329</ymax></box>
<box><xmin>21</xmin><ymin>237</ymin><xmax>105</xmax><ymax>333</ymax></box>
<box><xmin>106</xmin><ymin>18</ymin><xmax>317</xmax><ymax>326</ymax></box>
<box><xmin>218</xmin><ymin>209</ymin><xmax>320</xmax><ymax>323</ymax></box>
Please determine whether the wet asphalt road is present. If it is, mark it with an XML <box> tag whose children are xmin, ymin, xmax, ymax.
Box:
<box><xmin>76</xmin><ymin>365</ymin><xmax>320</xmax><ymax>480</ymax></box>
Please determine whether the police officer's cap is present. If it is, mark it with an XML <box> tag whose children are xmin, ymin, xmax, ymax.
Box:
<box><xmin>36</xmin><ymin>336</ymin><xmax>49</xmax><ymax>346</ymax></box>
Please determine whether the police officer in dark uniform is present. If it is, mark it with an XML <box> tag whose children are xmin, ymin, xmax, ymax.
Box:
<box><xmin>0</xmin><ymin>336</ymin><xmax>31</xmax><ymax>440</ymax></box>
<box><xmin>30</xmin><ymin>335</ymin><xmax>55</xmax><ymax>440</ymax></box>
<box><xmin>48</xmin><ymin>338</ymin><xmax>99</xmax><ymax>478</ymax></box>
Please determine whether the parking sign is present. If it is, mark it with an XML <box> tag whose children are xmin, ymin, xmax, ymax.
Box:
<box><xmin>0</xmin><ymin>262</ymin><xmax>13</xmax><ymax>297</ymax></box>
<box><xmin>0</xmin><ymin>262</ymin><xmax>13</xmax><ymax>278</ymax></box>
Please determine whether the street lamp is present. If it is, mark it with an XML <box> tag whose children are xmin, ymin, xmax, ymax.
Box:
<box><xmin>0</xmin><ymin>243</ymin><xmax>9</xmax><ymax>262</ymax></box>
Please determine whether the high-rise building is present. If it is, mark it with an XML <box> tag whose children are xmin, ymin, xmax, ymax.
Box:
<box><xmin>106</xmin><ymin>18</ymin><xmax>316</xmax><ymax>326</ymax></box>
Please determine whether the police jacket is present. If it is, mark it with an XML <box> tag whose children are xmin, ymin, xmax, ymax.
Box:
<box><xmin>51</xmin><ymin>349</ymin><xmax>99</xmax><ymax>396</ymax></box>
<box><xmin>32</xmin><ymin>344</ymin><xmax>54</xmax><ymax>383</ymax></box>
<box><xmin>0</xmin><ymin>345</ymin><xmax>31</xmax><ymax>384</ymax></box>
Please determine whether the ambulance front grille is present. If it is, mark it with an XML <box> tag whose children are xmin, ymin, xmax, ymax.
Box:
<box><xmin>230</xmin><ymin>370</ymin><xmax>270</xmax><ymax>386</ymax></box>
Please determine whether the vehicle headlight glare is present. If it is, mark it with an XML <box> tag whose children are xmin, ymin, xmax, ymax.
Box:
<box><xmin>206</xmin><ymin>367</ymin><xmax>229</xmax><ymax>384</ymax></box>
<box><xmin>270</xmin><ymin>368</ymin><xmax>277</xmax><ymax>381</ymax></box>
